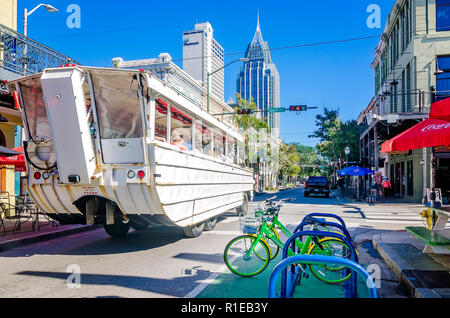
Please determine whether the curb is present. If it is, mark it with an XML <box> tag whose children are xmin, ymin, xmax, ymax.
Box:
<box><xmin>0</xmin><ymin>224</ymin><xmax>100</xmax><ymax>253</ymax></box>
<box><xmin>372</xmin><ymin>233</ymin><xmax>441</xmax><ymax>298</ymax></box>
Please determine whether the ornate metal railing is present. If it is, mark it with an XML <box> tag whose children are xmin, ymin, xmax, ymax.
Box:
<box><xmin>0</xmin><ymin>23</ymin><xmax>80</xmax><ymax>76</ymax></box>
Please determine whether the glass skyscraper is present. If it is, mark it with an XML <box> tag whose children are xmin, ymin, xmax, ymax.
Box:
<box><xmin>236</xmin><ymin>16</ymin><xmax>280</xmax><ymax>138</ymax></box>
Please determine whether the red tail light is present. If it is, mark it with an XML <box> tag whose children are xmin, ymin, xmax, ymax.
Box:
<box><xmin>137</xmin><ymin>170</ymin><xmax>145</xmax><ymax>179</ymax></box>
<box><xmin>304</xmin><ymin>182</ymin><xmax>309</xmax><ymax>188</ymax></box>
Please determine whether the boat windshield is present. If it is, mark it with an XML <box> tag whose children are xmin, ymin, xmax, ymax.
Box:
<box><xmin>91</xmin><ymin>70</ymin><xmax>143</xmax><ymax>139</ymax></box>
<box><xmin>19</xmin><ymin>77</ymin><xmax>52</xmax><ymax>141</ymax></box>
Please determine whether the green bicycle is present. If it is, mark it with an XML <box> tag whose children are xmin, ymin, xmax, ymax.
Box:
<box><xmin>223</xmin><ymin>197</ymin><xmax>352</xmax><ymax>284</ymax></box>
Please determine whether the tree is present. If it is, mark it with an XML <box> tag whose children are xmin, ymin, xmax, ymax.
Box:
<box><xmin>278</xmin><ymin>143</ymin><xmax>301</xmax><ymax>184</ymax></box>
<box><xmin>296</xmin><ymin>144</ymin><xmax>327</xmax><ymax>178</ymax></box>
<box><xmin>232</xmin><ymin>94</ymin><xmax>269</xmax><ymax>133</ymax></box>
<box><xmin>312</xmin><ymin>108</ymin><xmax>359</xmax><ymax>165</ymax></box>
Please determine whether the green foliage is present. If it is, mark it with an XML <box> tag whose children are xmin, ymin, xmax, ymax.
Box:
<box><xmin>295</xmin><ymin>144</ymin><xmax>327</xmax><ymax>177</ymax></box>
<box><xmin>312</xmin><ymin>107</ymin><xmax>359</xmax><ymax>163</ymax></box>
<box><xmin>278</xmin><ymin>143</ymin><xmax>301</xmax><ymax>179</ymax></box>
<box><xmin>233</xmin><ymin>94</ymin><xmax>269</xmax><ymax>132</ymax></box>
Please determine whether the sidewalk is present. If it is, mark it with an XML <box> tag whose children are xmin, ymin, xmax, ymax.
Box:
<box><xmin>0</xmin><ymin>215</ymin><xmax>97</xmax><ymax>253</ymax></box>
<box><xmin>332</xmin><ymin>189</ymin><xmax>422</xmax><ymax>206</ymax></box>
<box><xmin>373</xmin><ymin>230</ymin><xmax>450</xmax><ymax>298</ymax></box>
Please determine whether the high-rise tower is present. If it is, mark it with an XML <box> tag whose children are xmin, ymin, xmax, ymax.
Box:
<box><xmin>236</xmin><ymin>15</ymin><xmax>280</xmax><ymax>137</ymax></box>
<box><xmin>183</xmin><ymin>22</ymin><xmax>225</xmax><ymax>101</ymax></box>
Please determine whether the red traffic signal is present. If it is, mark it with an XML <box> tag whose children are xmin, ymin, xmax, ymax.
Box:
<box><xmin>289</xmin><ymin>105</ymin><xmax>308</xmax><ymax>112</ymax></box>
<box><xmin>236</xmin><ymin>109</ymin><xmax>254</xmax><ymax>115</ymax></box>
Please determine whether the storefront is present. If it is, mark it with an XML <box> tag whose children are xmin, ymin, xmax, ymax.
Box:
<box><xmin>0</xmin><ymin>98</ymin><xmax>24</xmax><ymax>216</ymax></box>
<box><xmin>435</xmin><ymin>147</ymin><xmax>450</xmax><ymax>203</ymax></box>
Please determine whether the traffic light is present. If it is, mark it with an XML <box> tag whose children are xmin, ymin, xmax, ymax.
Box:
<box><xmin>289</xmin><ymin>105</ymin><xmax>308</xmax><ymax>112</ymax></box>
<box><xmin>236</xmin><ymin>108</ymin><xmax>254</xmax><ymax>115</ymax></box>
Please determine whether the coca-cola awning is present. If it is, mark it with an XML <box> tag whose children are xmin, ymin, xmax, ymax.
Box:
<box><xmin>430</xmin><ymin>97</ymin><xmax>450</xmax><ymax>121</ymax></box>
<box><xmin>381</xmin><ymin>118</ymin><xmax>450</xmax><ymax>153</ymax></box>
<box><xmin>0</xmin><ymin>147</ymin><xmax>25</xmax><ymax>171</ymax></box>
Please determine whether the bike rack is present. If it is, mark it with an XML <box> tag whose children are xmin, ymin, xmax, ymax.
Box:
<box><xmin>268</xmin><ymin>255</ymin><xmax>377</xmax><ymax>298</ymax></box>
<box><xmin>295</xmin><ymin>220</ymin><xmax>353</xmax><ymax>244</ymax></box>
<box><xmin>280</xmin><ymin>230</ymin><xmax>358</xmax><ymax>298</ymax></box>
<box><xmin>300</xmin><ymin>213</ymin><xmax>348</xmax><ymax>230</ymax></box>
<box><xmin>295</xmin><ymin>213</ymin><xmax>353</xmax><ymax>244</ymax></box>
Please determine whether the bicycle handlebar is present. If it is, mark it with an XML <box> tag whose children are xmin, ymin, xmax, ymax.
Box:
<box><xmin>260</xmin><ymin>198</ymin><xmax>295</xmax><ymax>216</ymax></box>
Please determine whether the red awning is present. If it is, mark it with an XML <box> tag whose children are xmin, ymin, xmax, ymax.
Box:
<box><xmin>430</xmin><ymin>97</ymin><xmax>450</xmax><ymax>121</ymax></box>
<box><xmin>381</xmin><ymin>119</ymin><xmax>450</xmax><ymax>153</ymax></box>
<box><xmin>0</xmin><ymin>147</ymin><xmax>25</xmax><ymax>171</ymax></box>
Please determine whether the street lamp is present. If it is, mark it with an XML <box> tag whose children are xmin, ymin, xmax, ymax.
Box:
<box><xmin>207</xmin><ymin>58</ymin><xmax>249</xmax><ymax>112</ymax></box>
<box><xmin>345</xmin><ymin>146</ymin><xmax>350</xmax><ymax>168</ymax></box>
<box><xmin>23</xmin><ymin>3</ymin><xmax>59</xmax><ymax>74</ymax></box>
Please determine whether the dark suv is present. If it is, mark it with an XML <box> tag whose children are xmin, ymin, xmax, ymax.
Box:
<box><xmin>304</xmin><ymin>176</ymin><xmax>330</xmax><ymax>198</ymax></box>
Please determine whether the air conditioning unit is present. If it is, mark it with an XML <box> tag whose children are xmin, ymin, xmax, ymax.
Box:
<box><xmin>387</xmin><ymin>114</ymin><xmax>400</xmax><ymax>124</ymax></box>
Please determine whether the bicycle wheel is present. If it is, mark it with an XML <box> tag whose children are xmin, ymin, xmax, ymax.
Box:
<box><xmin>307</xmin><ymin>238</ymin><xmax>353</xmax><ymax>285</ymax></box>
<box><xmin>258</xmin><ymin>227</ymin><xmax>280</xmax><ymax>260</ymax></box>
<box><xmin>223</xmin><ymin>235</ymin><xmax>271</xmax><ymax>278</ymax></box>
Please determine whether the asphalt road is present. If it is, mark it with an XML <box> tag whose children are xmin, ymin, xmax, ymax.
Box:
<box><xmin>0</xmin><ymin>186</ymin><xmax>422</xmax><ymax>298</ymax></box>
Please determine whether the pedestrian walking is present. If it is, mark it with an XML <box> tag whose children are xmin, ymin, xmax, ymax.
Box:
<box><xmin>338</xmin><ymin>177</ymin><xmax>345</xmax><ymax>198</ymax></box>
<box><xmin>382</xmin><ymin>178</ymin><xmax>392</xmax><ymax>197</ymax></box>
<box><xmin>374</xmin><ymin>172</ymin><xmax>383</xmax><ymax>199</ymax></box>
<box><xmin>367</xmin><ymin>182</ymin><xmax>377</xmax><ymax>204</ymax></box>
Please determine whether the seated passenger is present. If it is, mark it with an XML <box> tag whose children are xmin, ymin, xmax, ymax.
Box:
<box><xmin>171</xmin><ymin>135</ymin><xmax>188</xmax><ymax>151</ymax></box>
<box><xmin>154</xmin><ymin>135</ymin><xmax>167</xmax><ymax>142</ymax></box>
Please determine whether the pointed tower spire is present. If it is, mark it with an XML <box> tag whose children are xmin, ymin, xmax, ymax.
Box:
<box><xmin>252</xmin><ymin>10</ymin><xmax>264</xmax><ymax>44</ymax></box>
<box><xmin>256</xmin><ymin>9</ymin><xmax>261</xmax><ymax>33</ymax></box>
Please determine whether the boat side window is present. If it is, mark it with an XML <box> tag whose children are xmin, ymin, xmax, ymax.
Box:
<box><xmin>19</xmin><ymin>77</ymin><xmax>52</xmax><ymax>140</ymax></box>
<box><xmin>91</xmin><ymin>71</ymin><xmax>143</xmax><ymax>139</ymax></box>
<box><xmin>213</xmin><ymin>130</ymin><xmax>225</xmax><ymax>160</ymax></box>
<box><xmin>194</xmin><ymin>119</ymin><xmax>203</xmax><ymax>153</ymax></box>
<box><xmin>226</xmin><ymin>136</ymin><xmax>236</xmax><ymax>164</ymax></box>
<box><xmin>202</xmin><ymin>125</ymin><xmax>213</xmax><ymax>157</ymax></box>
<box><xmin>155</xmin><ymin>99</ymin><xmax>168</xmax><ymax>143</ymax></box>
<box><xmin>237</xmin><ymin>140</ymin><xmax>246</xmax><ymax>165</ymax></box>
<box><xmin>170</xmin><ymin>105</ymin><xmax>192</xmax><ymax>152</ymax></box>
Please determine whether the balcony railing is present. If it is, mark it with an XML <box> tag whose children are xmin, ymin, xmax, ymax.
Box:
<box><xmin>0</xmin><ymin>23</ymin><xmax>80</xmax><ymax>76</ymax></box>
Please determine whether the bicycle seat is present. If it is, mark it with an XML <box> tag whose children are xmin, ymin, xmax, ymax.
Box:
<box><xmin>304</xmin><ymin>216</ymin><xmax>327</xmax><ymax>226</ymax></box>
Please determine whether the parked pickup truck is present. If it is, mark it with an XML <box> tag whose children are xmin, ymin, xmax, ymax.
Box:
<box><xmin>304</xmin><ymin>176</ymin><xmax>330</xmax><ymax>198</ymax></box>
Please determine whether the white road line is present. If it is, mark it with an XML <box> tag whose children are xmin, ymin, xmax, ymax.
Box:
<box><xmin>204</xmin><ymin>231</ymin><xmax>242</xmax><ymax>236</ymax></box>
<box><xmin>361</xmin><ymin>219</ymin><xmax>425</xmax><ymax>224</ymax></box>
<box><xmin>362</xmin><ymin>216</ymin><xmax>422</xmax><ymax>220</ymax></box>
<box><xmin>184</xmin><ymin>255</ymin><xmax>239</xmax><ymax>298</ymax></box>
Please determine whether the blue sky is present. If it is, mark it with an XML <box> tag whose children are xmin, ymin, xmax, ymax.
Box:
<box><xmin>18</xmin><ymin>0</ymin><xmax>394</xmax><ymax>146</ymax></box>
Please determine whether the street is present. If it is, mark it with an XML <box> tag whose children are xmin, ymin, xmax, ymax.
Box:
<box><xmin>0</xmin><ymin>186</ymin><xmax>424</xmax><ymax>298</ymax></box>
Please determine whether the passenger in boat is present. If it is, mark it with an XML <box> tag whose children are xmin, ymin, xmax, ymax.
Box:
<box><xmin>171</xmin><ymin>134</ymin><xmax>188</xmax><ymax>151</ymax></box>
<box><xmin>154</xmin><ymin>136</ymin><xmax>167</xmax><ymax>142</ymax></box>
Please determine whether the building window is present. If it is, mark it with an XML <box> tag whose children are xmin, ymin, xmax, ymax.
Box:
<box><xmin>436</xmin><ymin>0</ymin><xmax>450</xmax><ymax>31</ymax></box>
<box><xmin>436</xmin><ymin>56</ymin><xmax>450</xmax><ymax>101</ymax></box>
